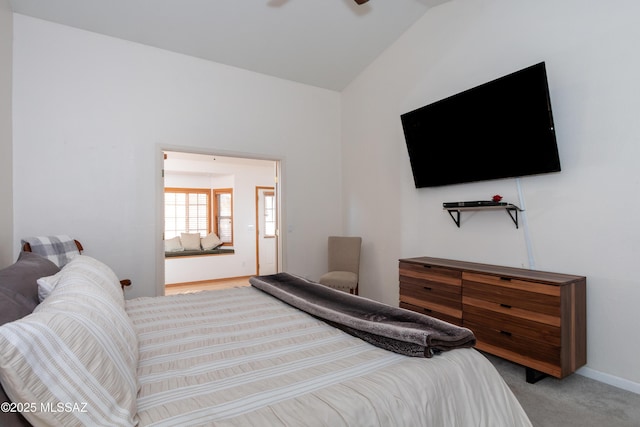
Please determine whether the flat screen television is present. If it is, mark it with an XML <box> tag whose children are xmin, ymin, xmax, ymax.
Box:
<box><xmin>401</xmin><ymin>62</ymin><xmax>561</xmax><ymax>188</ymax></box>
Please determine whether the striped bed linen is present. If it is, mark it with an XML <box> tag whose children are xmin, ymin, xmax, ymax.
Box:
<box><xmin>126</xmin><ymin>286</ymin><xmax>532</xmax><ymax>427</ymax></box>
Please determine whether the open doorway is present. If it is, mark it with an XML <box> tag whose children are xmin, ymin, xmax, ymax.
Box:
<box><xmin>161</xmin><ymin>150</ymin><xmax>281</xmax><ymax>293</ymax></box>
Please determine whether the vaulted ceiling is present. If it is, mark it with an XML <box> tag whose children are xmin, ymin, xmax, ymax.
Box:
<box><xmin>10</xmin><ymin>0</ymin><xmax>450</xmax><ymax>91</ymax></box>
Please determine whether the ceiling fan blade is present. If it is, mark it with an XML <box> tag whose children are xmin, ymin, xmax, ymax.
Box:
<box><xmin>354</xmin><ymin>0</ymin><xmax>370</xmax><ymax>4</ymax></box>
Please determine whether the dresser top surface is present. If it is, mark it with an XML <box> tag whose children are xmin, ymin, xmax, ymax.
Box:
<box><xmin>400</xmin><ymin>257</ymin><xmax>586</xmax><ymax>285</ymax></box>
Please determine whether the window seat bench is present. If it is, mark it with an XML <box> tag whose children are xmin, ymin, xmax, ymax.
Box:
<box><xmin>165</xmin><ymin>248</ymin><xmax>235</xmax><ymax>258</ymax></box>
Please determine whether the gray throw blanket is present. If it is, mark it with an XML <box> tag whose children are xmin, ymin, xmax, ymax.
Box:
<box><xmin>250</xmin><ymin>273</ymin><xmax>476</xmax><ymax>358</ymax></box>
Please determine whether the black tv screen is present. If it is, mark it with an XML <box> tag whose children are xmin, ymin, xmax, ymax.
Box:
<box><xmin>401</xmin><ymin>62</ymin><xmax>561</xmax><ymax>188</ymax></box>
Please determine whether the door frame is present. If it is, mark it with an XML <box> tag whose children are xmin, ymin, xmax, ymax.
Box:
<box><xmin>255</xmin><ymin>186</ymin><xmax>278</xmax><ymax>275</ymax></box>
<box><xmin>155</xmin><ymin>145</ymin><xmax>284</xmax><ymax>296</ymax></box>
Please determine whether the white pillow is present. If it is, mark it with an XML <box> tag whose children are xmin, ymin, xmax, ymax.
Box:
<box><xmin>36</xmin><ymin>274</ymin><xmax>56</xmax><ymax>302</ymax></box>
<box><xmin>201</xmin><ymin>232</ymin><xmax>223</xmax><ymax>250</ymax></box>
<box><xmin>164</xmin><ymin>236</ymin><xmax>183</xmax><ymax>252</ymax></box>
<box><xmin>0</xmin><ymin>256</ymin><xmax>138</xmax><ymax>426</ymax></box>
<box><xmin>36</xmin><ymin>255</ymin><xmax>124</xmax><ymax>306</ymax></box>
<box><xmin>180</xmin><ymin>233</ymin><xmax>202</xmax><ymax>250</ymax></box>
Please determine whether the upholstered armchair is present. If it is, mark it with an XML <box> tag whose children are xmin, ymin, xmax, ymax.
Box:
<box><xmin>318</xmin><ymin>236</ymin><xmax>362</xmax><ymax>295</ymax></box>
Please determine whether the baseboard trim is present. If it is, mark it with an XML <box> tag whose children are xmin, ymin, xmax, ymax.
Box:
<box><xmin>577</xmin><ymin>366</ymin><xmax>640</xmax><ymax>395</ymax></box>
<box><xmin>165</xmin><ymin>275</ymin><xmax>252</xmax><ymax>288</ymax></box>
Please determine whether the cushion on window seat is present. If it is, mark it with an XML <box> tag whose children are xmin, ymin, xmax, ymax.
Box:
<box><xmin>165</xmin><ymin>248</ymin><xmax>234</xmax><ymax>258</ymax></box>
<box><xmin>164</xmin><ymin>236</ymin><xmax>183</xmax><ymax>252</ymax></box>
<box><xmin>180</xmin><ymin>233</ymin><xmax>202</xmax><ymax>250</ymax></box>
<box><xmin>201</xmin><ymin>232</ymin><xmax>223</xmax><ymax>250</ymax></box>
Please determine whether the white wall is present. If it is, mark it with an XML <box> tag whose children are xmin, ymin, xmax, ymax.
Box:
<box><xmin>0</xmin><ymin>0</ymin><xmax>12</xmax><ymax>268</ymax></box>
<box><xmin>163</xmin><ymin>155</ymin><xmax>277</xmax><ymax>283</ymax></box>
<box><xmin>342</xmin><ymin>0</ymin><xmax>640</xmax><ymax>390</ymax></box>
<box><xmin>12</xmin><ymin>15</ymin><xmax>343</xmax><ymax>298</ymax></box>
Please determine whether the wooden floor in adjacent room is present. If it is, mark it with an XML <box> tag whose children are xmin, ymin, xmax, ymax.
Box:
<box><xmin>165</xmin><ymin>276</ymin><xmax>251</xmax><ymax>295</ymax></box>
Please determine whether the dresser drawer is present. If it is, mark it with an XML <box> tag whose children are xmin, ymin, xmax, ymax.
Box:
<box><xmin>399</xmin><ymin>261</ymin><xmax>462</xmax><ymax>287</ymax></box>
<box><xmin>400</xmin><ymin>302</ymin><xmax>462</xmax><ymax>326</ymax></box>
<box><xmin>400</xmin><ymin>281</ymin><xmax>460</xmax><ymax>310</ymax></box>
<box><xmin>464</xmin><ymin>304</ymin><xmax>560</xmax><ymax>346</ymax></box>
<box><xmin>465</xmin><ymin>317</ymin><xmax>560</xmax><ymax>367</ymax></box>
<box><xmin>462</xmin><ymin>272</ymin><xmax>560</xmax><ymax>317</ymax></box>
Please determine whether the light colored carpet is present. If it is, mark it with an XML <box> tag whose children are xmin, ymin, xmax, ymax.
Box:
<box><xmin>486</xmin><ymin>353</ymin><xmax>640</xmax><ymax>427</ymax></box>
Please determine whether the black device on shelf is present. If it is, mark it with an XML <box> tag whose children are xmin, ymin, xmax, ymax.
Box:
<box><xmin>401</xmin><ymin>62</ymin><xmax>561</xmax><ymax>188</ymax></box>
<box><xmin>443</xmin><ymin>201</ymin><xmax>508</xmax><ymax>208</ymax></box>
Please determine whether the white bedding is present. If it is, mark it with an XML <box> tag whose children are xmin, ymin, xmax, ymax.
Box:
<box><xmin>127</xmin><ymin>286</ymin><xmax>532</xmax><ymax>427</ymax></box>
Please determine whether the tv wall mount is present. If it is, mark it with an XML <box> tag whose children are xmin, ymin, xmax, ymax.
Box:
<box><xmin>443</xmin><ymin>202</ymin><xmax>524</xmax><ymax>228</ymax></box>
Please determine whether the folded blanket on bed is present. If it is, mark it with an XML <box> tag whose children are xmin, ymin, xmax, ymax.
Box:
<box><xmin>250</xmin><ymin>272</ymin><xmax>476</xmax><ymax>357</ymax></box>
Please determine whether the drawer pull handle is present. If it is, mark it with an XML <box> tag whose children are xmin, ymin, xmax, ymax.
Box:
<box><xmin>423</xmin><ymin>286</ymin><xmax>432</xmax><ymax>291</ymax></box>
<box><xmin>500</xmin><ymin>330</ymin><xmax>512</xmax><ymax>337</ymax></box>
<box><xmin>423</xmin><ymin>265</ymin><xmax>432</xmax><ymax>269</ymax></box>
<box><xmin>423</xmin><ymin>308</ymin><xmax>432</xmax><ymax>313</ymax></box>
<box><xmin>500</xmin><ymin>303</ymin><xmax>512</xmax><ymax>309</ymax></box>
<box><xmin>500</xmin><ymin>277</ymin><xmax>512</xmax><ymax>281</ymax></box>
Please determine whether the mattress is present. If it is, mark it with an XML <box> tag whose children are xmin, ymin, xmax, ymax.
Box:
<box><xmin>126</xmin><ymin>286</ymin><xmax>532</xmax><ymax>426</ymax></box>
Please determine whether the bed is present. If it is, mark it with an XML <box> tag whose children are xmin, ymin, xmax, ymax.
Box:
<box><xmin>0</xmin><ymin>254</ymin><xmax>532</xmax><ymax>426</ymax></box>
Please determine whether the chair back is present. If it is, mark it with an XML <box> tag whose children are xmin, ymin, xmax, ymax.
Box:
<box><xmin>327</xmin><ymin>236</ymin><xmax>362</xmax><ymax>275</ymax></box>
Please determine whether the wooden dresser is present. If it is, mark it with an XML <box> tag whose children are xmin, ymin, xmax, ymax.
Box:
<box><xmin>399</xmin><ymin>257</ymin><xmax>586</xmax><ymax>382</ymax></box>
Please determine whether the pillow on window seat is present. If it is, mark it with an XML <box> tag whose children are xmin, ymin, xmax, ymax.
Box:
<box><xmin>164</xmin><ymin>236</ymin><xmax>183</xmax><ymax>252</ymax></box>
<box><xmin>181</xmin><ymin>233</ymin><xmax>202</xmax><ymax>250</ymax></box>
<box><xmin>201</xmin><ymin>232</ymin><xmax>223</xmax><ymax>250</ymax></box>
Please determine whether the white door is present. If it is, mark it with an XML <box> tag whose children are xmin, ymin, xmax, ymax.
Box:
<box><xmin>256</xmin><ymin>187</ymin><xmax>277</xmax><ymax>275</ymax></box>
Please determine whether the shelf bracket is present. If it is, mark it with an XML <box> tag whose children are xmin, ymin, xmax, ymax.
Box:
<box><xmin>447</xmin><ymin>210</ymin><xmax>461</xmax><ymax>228</ymax></box>
<box><xmin>506</xmin><ymin>207</ymin><xmax>519</xmax><ymax>229</ymax></box>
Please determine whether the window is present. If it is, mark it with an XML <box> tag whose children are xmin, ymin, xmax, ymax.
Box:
<box><xmin>214</xmin><ymin>189</ymin><xmax>233</xmax><ymax>245</ymax></box>
<box><xmin>164</xmin><ymin>188</ymin><xmax>211</xmax><ymax>239</ymax></box>
<box><xmin>263</xmin><ymin>191</ymin><xmax>276</xmax><ymax>238</ymax></box>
